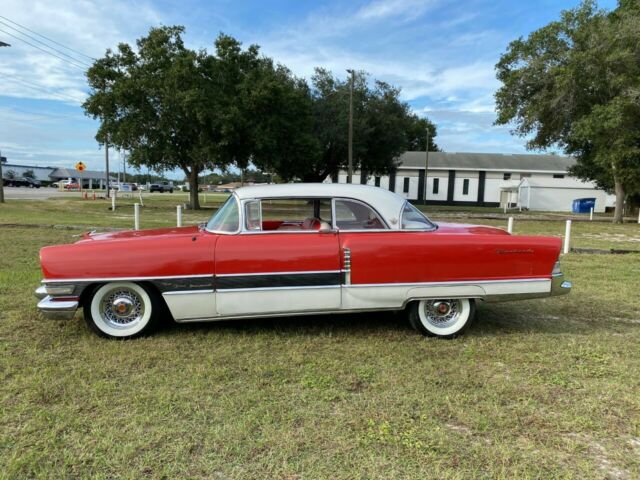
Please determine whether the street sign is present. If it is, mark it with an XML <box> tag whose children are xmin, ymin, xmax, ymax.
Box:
<box><xmin>75</xmin><ymin>162</ymin><xmax>86</xmax><ymax>172</ymax></box>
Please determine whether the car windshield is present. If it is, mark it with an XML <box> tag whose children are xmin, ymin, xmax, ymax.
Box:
<box><xmin>401</xmin><ymin>202</ymin><xmax>436</xmax><ymax>230</ymax></box>
<box><xmin>206</xmin><ymin>195</ymin><xmax>239</xmax><ymax>232</ymax></box>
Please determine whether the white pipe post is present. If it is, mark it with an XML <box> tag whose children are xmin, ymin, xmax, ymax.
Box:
<box><xmin>177</xmin><ymin>205</ymin><xmax>183</xmax><ymax>227</ymax></box>
<box><xmin>589</xmin><ymin>207</ymin><xmax>593</xmax><ymax>221</ymax></box>
<box><xmin>638</xmin><ymin>209</ymin><xmax>640</xmax><ymax>224</ymax></box>
<box><xmin>134</xmin><ymin>203</ymin><xmax>140</xmax><ymax>230</ymax></box>
<box><xmin>111</xmin><ymin>190</ymin><xmax>116</xmax><ymax>211</ymax></box>
<box><xmin>507</xmin><ymin>217</ymin><xmax>514</xmax><ymax>234</ymax></box>
<box><xmin>563</xmin><ymin>220</ymin><xmax>572</xmax><ymax>254</ymax></box>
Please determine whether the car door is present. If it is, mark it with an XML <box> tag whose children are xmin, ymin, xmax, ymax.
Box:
<box><xmin>214</xmin><ymin>198</ymin><xmax>341</xmax><ymax>317</ymax></box>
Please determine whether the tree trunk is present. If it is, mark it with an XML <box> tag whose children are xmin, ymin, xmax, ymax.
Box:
<box><xmin>613</xmin><ymin>175</ymin><xmax>625</xmax><ymax>224</ymax></box>
<box><xmin>189</xmin><ymin>169</ymin><xmax>200</xmax><ymax>210</ymax></box>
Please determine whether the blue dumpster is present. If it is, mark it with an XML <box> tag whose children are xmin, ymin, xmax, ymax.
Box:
<box><xmin>572</xmin><ymin>198</ymin><xmax>596</xmax><ymax>213</ymax></box>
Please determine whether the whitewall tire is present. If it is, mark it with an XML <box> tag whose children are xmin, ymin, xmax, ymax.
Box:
<box><xmin>83</xmin><ymin>282</ymin><xmax>161</xmax><ymax>339</ymax></box>
<box><xmin>408</xmin><ymin>298</ymin><xmax>475</xmax><ymax>339</ymax></box>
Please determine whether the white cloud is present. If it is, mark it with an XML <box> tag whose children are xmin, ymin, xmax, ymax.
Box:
<box><xmin>0</xmin><ymin>0</ymin><xmax>163</xmax><ymax>102</ymax></box>
<box><xmin>355</xmin><ymin>0</ymin><xmax>438</xmax><ymax>21</ymax></box>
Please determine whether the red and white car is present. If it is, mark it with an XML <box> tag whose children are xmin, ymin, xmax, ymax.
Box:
<box><xmin>35</xmin><ymin>184</ymin><xmax>571</xmax><ymax>339</ymax></box>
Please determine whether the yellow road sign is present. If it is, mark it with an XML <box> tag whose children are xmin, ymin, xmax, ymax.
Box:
<box><xmin>75</xmin><ymin>162</ymin><xmax>86</xmax><ymax>172</ymax></box>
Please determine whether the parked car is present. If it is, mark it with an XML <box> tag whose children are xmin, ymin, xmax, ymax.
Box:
<box><xmin>35</xmin><ymin>184</ymin><xmax>571</xmax><ymax>339</ymax></box>
<box><xmin>3</xmin><ymin>177</ymin><xmax>41</xmax><ymax>188</ymax></box>
<box><xmin>149</xmin><ymin>182</ymin><xmax>173</xmax><ymax>193</ymax></box>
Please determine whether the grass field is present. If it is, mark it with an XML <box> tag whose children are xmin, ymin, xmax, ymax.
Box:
<box><xmin>1</xmin><ymin>195</ymin><xmax>640</xmax><ymax>478</ymax></box>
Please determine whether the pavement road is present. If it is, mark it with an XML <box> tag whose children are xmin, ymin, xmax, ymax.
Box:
<box><xmin>2</xmin><ymin>187</ymin><xmax>86</xmax><ymax>200</ymax></box>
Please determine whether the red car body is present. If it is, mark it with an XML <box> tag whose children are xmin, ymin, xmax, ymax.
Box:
<box><xmin>36</xmin><ymin>184</ymin><xmax>571</xmax><ymax>338</ymax></box>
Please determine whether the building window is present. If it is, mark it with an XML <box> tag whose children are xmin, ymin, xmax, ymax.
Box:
<box><xmin>375</xmin><ymin>176</ymin><xmax>381</xmax><ymax>187</ymax></box>
<box><xmin>432</xmin><ymin>178</ymin><xmax>439</xmax><ymax>194</ymax></box>
<box><xmin>403</xmin><ymin>177</ymin><xmax>410</xmax><ymax>193</ymax></box>
<box><xmin>462</xmin><ymin>179</ymin><xmax>469</xmax><ymax>195</ymax></box>
<box><xmin>503</xmin><ymin>173</ymin><xmax>511</xmax><ymax>180</ymax></box>
<box><xmin>553</xmin><ymin>174</ymin><xmax>565</xmax><ymax>179</ymax></box>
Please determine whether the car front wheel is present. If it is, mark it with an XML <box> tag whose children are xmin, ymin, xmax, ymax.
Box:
<box><xmin>83</xmin><ymin>282</ymin><xmax>162</xmax><ymax>339</ymax></box>
<box><xmin>408</xmin><ymin>298</ymin><xmax>475</xmax><ymax>339</ymax></box>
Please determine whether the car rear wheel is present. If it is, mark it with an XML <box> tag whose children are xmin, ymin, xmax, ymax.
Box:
<box><xmin>83</xmin><ymin>282</ymin><xmax>162</xmax><ymax>339</ymax></box>
<box><xmin>408</xmin><ymin>298</ymin><xmax>475</xmax><ymax>339</ymax></box>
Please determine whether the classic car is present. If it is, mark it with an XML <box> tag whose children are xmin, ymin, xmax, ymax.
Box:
<box><xmin>35</xmin><ymin>183</ymin><xmax>571</xmax><ymax>339</ymax></box>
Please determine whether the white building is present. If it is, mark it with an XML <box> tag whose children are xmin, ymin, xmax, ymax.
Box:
<box><xmin>329</xmin><ymin>152</ymin><xmax>612</xmax><ymax>213</ymax></box>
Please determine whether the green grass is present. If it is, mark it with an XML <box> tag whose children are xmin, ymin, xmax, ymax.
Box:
<box><xmin>1</xmin><ymin>198</ymin><xmax>640</xmax><ymax>478</ymax></box>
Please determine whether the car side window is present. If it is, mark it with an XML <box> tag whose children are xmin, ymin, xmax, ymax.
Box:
<box><xmin>206</xmin><ymin>196</ymin><xmax>239</xmax><ymax>232</ymax></box>
<box><xmin>334</xmin><ymin>199</ymin><xmax>386</xmax><ymax>230</ymax></box>
<box><xmin>245</xmin><ymin>200</ymin><xmax>261</xmax><ymax>231</ymax></box>
<box><xmin>401</xmin><ymin>202</ymin><xmax>436</xmax><ymax>230</ymax></box>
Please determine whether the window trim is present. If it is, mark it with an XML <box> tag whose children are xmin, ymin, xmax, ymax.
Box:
<box><xmin>462</xmin><ymin>178</ymin><xmax>470</xmax><ymax>195</ymax></box>
<box><xmin>403</xmin><ymin>177</ymin><xmax>410</xmax><ymax>193</ymax></box>
<box><xmin>432</xmin><ymin>177</ymin><xmax>439</xmax><ymax>195</ymax></box>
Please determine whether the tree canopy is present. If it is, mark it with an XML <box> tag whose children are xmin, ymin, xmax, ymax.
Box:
<box><xmin>253</xmin><ymin>69</ymin><xmax>437</xmax><ymax>182</ymax></box>
<box><xmin>84</xmin><ymin>27</ymin><xmax>266</xmax><ymax>209</ymax></box>
<box><xmin>84</xmin><ymin>27</ymin><xmax>438</xmax><ymax>208</ymax></box>
<box><xmin>495</xmin><ymin>0</ymin><xmax>640</xmax><ymax>222</ymax></box>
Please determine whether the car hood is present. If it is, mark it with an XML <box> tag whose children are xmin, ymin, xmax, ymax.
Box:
<box><xmin>78</xmin><ymin>225</ymin><xmax>201</xmax><ymax>242</ymax></box>
<box><xmin>434</xmin><ymin>222</ymin><xmax>509</xmax><ymax>235</ymax></box>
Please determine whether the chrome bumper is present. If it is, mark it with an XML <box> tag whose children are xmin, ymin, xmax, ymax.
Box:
<box><xmin>550</xmin><ymin>273</ymin><xmax>572</xmax><ymax>297</ymax></box>
<box><xmin>36</xmin><ymin>286</ymin><xmax>79</xmax><ymax>320</ymax></box>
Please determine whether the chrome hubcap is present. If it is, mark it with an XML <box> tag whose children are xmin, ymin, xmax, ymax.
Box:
<box><xmin>423</xmin><ymin>299</ymin><xmax>461</xmax><ymax>328</ymax></box>
<box><xmin>100</xmin><ymin>288</ymin><xmax>145</xmax><ymax>328</ymax></box>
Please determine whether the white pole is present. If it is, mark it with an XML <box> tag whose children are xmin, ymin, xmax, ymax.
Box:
<box><xmin>563</xmin><ymin>220</ymin><xmax>572</xmax><ymax>254</ymax></box>
<box><xmin>638</xmin><ymin>208</ymin><xmax>640</xmax><ymax>224</ymax></box>
<box><xmin>589</xmin><ymin>207</ymin><xmax>593</xmax><ymax>221</ymax></box>
<box><xmin>111</xmin><ymin>190</ymin><xmax>116</xmax><ymax>211</ymax></box>
<box><xmin>177</xmin><ymin>205</ymin><xmax>182</xmax><ymax>227</ymax></box>
<box><xmin>507</xmin><ymin>217</ymin><xmax>514</xmax><ymax>234</ymax></box>
<box><xmin>134</xmin><ymin>203</ymin><xmax>140</xmax><ymax>230</ymax></box>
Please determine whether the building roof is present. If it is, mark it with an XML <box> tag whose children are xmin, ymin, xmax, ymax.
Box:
<box><xmin>50</xmin><ymin>167</ymin><xmax>116</xmax><ymax>180</ymax></box>
<box><xmin>397</xmin><ymin>151</ymin><xmax>575</xmax><ymax>173</ymax></box>
<box><xmin>234</xmin><ymin>183</ymin><xmax>407</xmax><ymax>229</ymax></box>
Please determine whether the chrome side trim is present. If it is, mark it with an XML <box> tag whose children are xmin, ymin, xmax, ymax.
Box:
<box><xmin>163</xmin><ymin>289</ymin><xmax>215</xmax><ymax>296</ymax></box>
<box><xmin>343</xmin><ymin>248</ymin><xmax>351</xmax><ymax>285</ymax></box>
<box><xmin>216</xmin><ymin>285</ymin><xmax>341</xmax><ymax>293</ymax></box>
<box><xmin>215</xmin><ymin>269</ymin><xmax>340</xmax><ymax>277</ymax></box>
<box><xmin>346</xmin><ymin>278</ymin><xmax>550</xmax><ymax>288</ymax></box>
<box><xmin>42</xmin><ymin>274</ymin><xmax>213</xmax><ymax>284</ymax></box>
<box><xmin>37</xmin><ymin>296</ymin><xmax>78</xmax><ymax>320</ymax></box>
<box><xmin>174</xmin><ymin>306</ymin><xmax>397</xmax><ymax>323</ymax></box>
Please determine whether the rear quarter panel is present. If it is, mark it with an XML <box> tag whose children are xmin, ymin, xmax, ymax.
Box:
<box><xmin>339</xmin><ymin>231</ymin><xmax>561</xmax><ymax>284</ymax></box>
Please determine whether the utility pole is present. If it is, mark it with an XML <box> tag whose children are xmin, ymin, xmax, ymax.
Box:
<box><xmin>0</xmin><ymin>42</ymin><xmax>10</xmax><ymax>203</ymax></box>
<box><xmin>105</xmin><ymin>133</ymin><xmax>110</xmax><ymax>198</ymax></box>
<box><xmin>424</xmin><ymin>127</ymin><xmax>430</xmax><ymax>205</ymax></box>
<box><xmin>346</xmin><ymin>69</ymin><xmax>355</xmax><ymax>184</ymax></box>
<box><xmin>0</xmin><ymin>152</ymin><xmax>5</xmax><ymax>204</ymax></box>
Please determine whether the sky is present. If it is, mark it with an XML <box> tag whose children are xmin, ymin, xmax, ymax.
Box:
<box><xmin>0</xmin><ymin>0</ymin><xmax>618</xmax><ymax>178</ymax></box>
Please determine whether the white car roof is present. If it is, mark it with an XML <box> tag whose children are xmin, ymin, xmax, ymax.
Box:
<box><xmin>234</xmin><ymin>183</ymin><xmax>408</xmax><ymax>228</ymax></box>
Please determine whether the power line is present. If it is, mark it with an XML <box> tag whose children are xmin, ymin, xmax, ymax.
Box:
<box><xmin>0</xmin><ymin>15</ymin><xmax>95</xmax><ymax>61</ymax></box>
<box><xmin>0</xmin><ymin>19</ymin><xmax>92</xmax><ymax>68</ymax></box>
<box><xmin>0</xmin><ymin>27</ymin><xmax>89</xmax><ymax>71</ymax></box>
<box><xmin>1</xmin><ymin>71</ymin><xmax>85</xmax><ymax>103</ymax></box>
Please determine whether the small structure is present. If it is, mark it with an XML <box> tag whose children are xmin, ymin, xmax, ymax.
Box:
<box><xmin>516</xmin><ymin>177</ymin><xmax>609</xmax><ymax>212</ymax></box>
